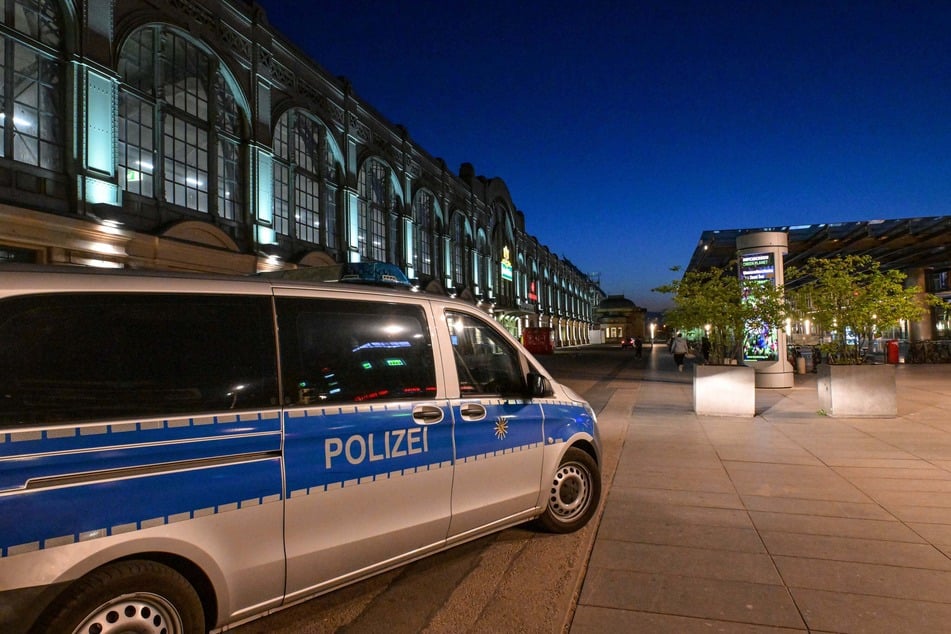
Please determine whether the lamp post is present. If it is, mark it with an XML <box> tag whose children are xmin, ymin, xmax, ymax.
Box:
<box><xmin>649</xmin><ymin>322</ymin><xmax>656</xmax><ymax>348</ymax></box>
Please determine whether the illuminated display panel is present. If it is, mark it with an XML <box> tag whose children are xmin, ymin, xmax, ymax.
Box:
<box><xmin>740</xmin><ymin>252</ymin><xmax>779</xmax><ymax>362</ymax></box>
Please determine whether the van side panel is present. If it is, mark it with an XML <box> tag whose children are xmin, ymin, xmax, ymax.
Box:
<box><xmin>0</xmin><ymin>415</ymin><xmax>282</xmax><ymax>548</ymax></box>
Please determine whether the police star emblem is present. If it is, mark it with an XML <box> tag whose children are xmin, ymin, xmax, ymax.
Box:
<box><xmin>494</xmin><ymin>416</ymin><xmax>509</xmax><ymax>440</ymax></box>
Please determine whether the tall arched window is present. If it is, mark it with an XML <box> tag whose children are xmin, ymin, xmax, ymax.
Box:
<box><xmin>413</xmin><ymin>189</ymin><xmax>436</xmax><ymax>277</ymax></box>
<box><xmin>118</xmin><ymin>27</ymin><xmax>246</xmax><ymax>222</ymax></box>
<box><xmin>273</xmin><ymin>109</ymin><xmax>339</xmax><ymax>251</ymax></box>
<box><xmin>357</xmin><ymin>158</ymin><xmax>391</xmax><ymax>261</ymax></box>
<box><xmin>0</xmin><ymin>0</ymin><xmax>64</xmax><ymax>170</ymax></box>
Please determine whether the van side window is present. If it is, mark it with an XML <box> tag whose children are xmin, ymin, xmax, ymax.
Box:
<box><xmin>445</xmin><ymin>311</ymin><xmax>525</xmax><ymax>395</ymax></box>
<box><xmin>0</xmin><ymin>294</ymin><xmax>278</xmax><ymax>427</ymax></box>
<box><xmin>277</xmin><ymin>298</ymin><xmax>436</xmax><ymax>405</ymax></box>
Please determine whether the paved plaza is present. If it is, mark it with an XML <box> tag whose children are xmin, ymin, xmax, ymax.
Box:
<box><xmin>570</xmin><ymin>349</ymin><xmax>951</xmax><ymax>633</ymax></box>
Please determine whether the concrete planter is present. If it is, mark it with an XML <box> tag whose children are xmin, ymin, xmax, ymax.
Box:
<box><xmin>817</xmin><ymin>363</ymin><xmax>897</xmax><ymax>417</ymax></box>
<box><xmin>693</xmin><ymin>364</ymin><xmax>756</xmax><ymax>417</ymax></box>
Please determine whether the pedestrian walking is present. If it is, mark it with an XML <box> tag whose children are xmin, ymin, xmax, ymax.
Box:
<box><xmin>701</xmin><ymin>336</ymin><xmax>711</xmax><ymax>363</ymax></box>
<box><xmin>671</xmin><ymin>332</ymin><xmax>689</xmax><ymax>372</ymax></box>
<box><xmin>634</xmin><ymin>336</ymin><xmax>643</xmax><ymax>358</ymax></box>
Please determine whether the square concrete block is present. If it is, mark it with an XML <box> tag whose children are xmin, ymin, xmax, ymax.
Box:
<box><xmin>817</xmin><ymin>364</ymin><xmax>897</xmax><ymax>417</ymax></box>
<box><xmin>693</xmin><ymin>365</ymin><xmax>756</xmax><ymax>417</ymax></box>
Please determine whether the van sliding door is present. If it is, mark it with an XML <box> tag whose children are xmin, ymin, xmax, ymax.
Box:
<box><xmin>275</xmin><ymin>294</ymin><xmax>453</xmax><ymax>600</ymax></box>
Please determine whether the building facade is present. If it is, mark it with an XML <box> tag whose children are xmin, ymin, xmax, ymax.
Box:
<box><xmin>0</xmin><ymin>0</ymin><xmax>603</xmax><ymax>344</ymax></box>
<box><xmin>593</xmin><ymin>295</ymin><xmax>647</xmax><ymax>345</ymax></box>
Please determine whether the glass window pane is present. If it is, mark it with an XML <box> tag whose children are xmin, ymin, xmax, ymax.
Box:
<box><xmin>358</xmin><ymin>160</ymin><xmax>389</xmax><ymax>261</ymax></box>
<box><xmin>324</xmin><ymin>184</ymin><xmax>337</xmax><ymax>250</ymax></box>
<box><xmin>273</xmin><ymin>162</ymin><xmax>290</xmax><ymax>236</ymax></box>
<box><xmin>294</xmin><ymin>174</ymin><xmax>319</xmax><ymax>243</ymax></box>
<box><xmin>163</xmin><ymin>115</ymin><xmax>208</xmax><ymax>211</ymax></box>
<box><xmin>0</xmin><ymin>294</ymin><xmax>278</xmax><ymax>426</ymax></box>
<box><xmin>12</xmin><ymin>0</ymin><xmax>62</xmax><ymax>48</ymax></box>
<box><xmin>0</xmin><ymin>42</ymin><xmax>5</xmax><ymax>156</ymax></box>
<box><xmin>119</xmin><ymin>92</ymin><xmax>155</xmax><ymax>196</ymax></box>
<box><xmin>415</xmin><ymin>191</ymin><xmax>434</xmax><ymax>276</ymax></box>
<box><xmin>10</xmin><ymin>42</ymin><xmax>61</xmax><ymax>169</ymax></box>
<box><xmin>215</xmin><ymin>71</ymin><xmax>239</xmax><ymax>135</ymax></box>
<box><xmin>277</xmin><ymin>297</ymin><xmax>436</xmax><ymax>405</ymax></box>
<box><xmin>118</xmin><ymin>28</ymin><xmax>155</xmax><ymax>94</ymax></box>
<box><xmin>163</xmin><ymin>32</ymin><xmax>209</xmax><ymax>121</ymax></box>
<box><xmin>446</xmin><ymin>311</ymin><xmax>524</xmax><ymax>396</ymax></box>
<box><xmin>294</xmin><ymin>115</ymin><xmax>321</xmax><ymax>174</ymax></box>
<box><xmin>217</xmin><ymin>137</ymin><xmax>241</xmax><ymax>221</ymax></box>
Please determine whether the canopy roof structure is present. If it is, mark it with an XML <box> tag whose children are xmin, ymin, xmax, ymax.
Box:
<box><xmin>686</xmin><ymin>216</ymin><xmax>951</xmax><ymax>277</ymax></box>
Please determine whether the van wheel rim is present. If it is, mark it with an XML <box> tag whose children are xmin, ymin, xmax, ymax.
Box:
<box><xmin>548</xmin><ymin>461</ymin><xmax>591</xmax><ymax>522</ymax></box>
<box><xmin>73</xmin><ymin>593</ymin><xmax>184</xmax><ymax>634</ymax></box>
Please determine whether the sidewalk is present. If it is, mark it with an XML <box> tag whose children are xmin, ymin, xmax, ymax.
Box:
<box><xmin>571</xmin><ymin>350</ymin><xmax>951</xmax><ymax>633</ymax></box>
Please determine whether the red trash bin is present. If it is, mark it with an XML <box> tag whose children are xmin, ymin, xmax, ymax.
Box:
<box><xmin>886</xmin><ymin>340</ymin><xmax>900</xmax><ymax>364</ymax></box>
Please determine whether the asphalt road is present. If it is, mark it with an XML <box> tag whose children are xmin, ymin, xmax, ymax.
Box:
<box><xmin>228</xmin><ymin>345</ymin><xmax>641</xmax><ymax>634</ymax></box>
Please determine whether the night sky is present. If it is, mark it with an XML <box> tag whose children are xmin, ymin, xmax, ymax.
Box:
<box><xmin>254</xmin><ymin>0</ymin><xmax>951</xmax><ymax>310</ymax></box>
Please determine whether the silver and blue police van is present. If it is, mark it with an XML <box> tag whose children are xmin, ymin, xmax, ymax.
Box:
<box><xmin>0</xmin><ymin>265</ymin><xmax>601</xmax><ymax>633</ymax></box>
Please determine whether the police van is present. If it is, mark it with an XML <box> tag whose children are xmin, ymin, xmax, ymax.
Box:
<box><xmin>0</xmin><ymin>266</ymin><xmax>601</xmax><ymax>633</ymax></box>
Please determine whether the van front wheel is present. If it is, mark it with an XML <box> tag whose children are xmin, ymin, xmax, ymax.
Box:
<box><xmin>35</xmin><ymin>560</ymin><xmax>205</xmax><ymax>634</ymax></box>
<box><xmin>537</xmin><ymin>447</ymin><xmax>601</xmax><ymax>533</ymax></box>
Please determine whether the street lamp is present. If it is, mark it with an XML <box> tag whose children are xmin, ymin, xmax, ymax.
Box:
<box><xmin>649</xmin><ymin>322</ymin><xmax>656</xmax><ymax>347</ymax></box>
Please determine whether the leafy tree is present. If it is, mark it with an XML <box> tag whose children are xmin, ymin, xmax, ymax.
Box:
<box><xmin>784</xmin><ymin>255</ymin><xmax>939</xmax><ymax>364</ymax></box>
<box><xmin>653</xmin><ymin>265</ymin><xmax>786</xmax><ymax>365</ymax></box>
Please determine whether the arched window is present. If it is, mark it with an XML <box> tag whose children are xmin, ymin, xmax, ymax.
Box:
<box><xmin>357</xmin><ymin>158</ymin><xmax>391</xmax><ymax>261</ymax></box>
<box><xmin>118</xmin><ymin>26</ymin><xmax>246</xmax><ymax>222</ymax></box>
<box><xmin>273</xmin><ymin>109</ymin><xmax>339</xmax><ymax>251</ymax></box>
<box><xmin>0</xmin><ymin>0</ymin><xmax>64</xmax><ymax>170</ymax></box>
<box><xmin>413</xmin><ymin>189</ymin><xmax>436</xmax><ymax>277</ymax></box>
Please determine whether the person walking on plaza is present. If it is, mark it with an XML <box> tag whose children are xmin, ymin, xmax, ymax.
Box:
<box><xmin>634</xmin><ymin>336</ymin><xmax>643</xmax><ymax>358</ymax></box>
<box><xmin>671</xmin><ymin>332</ymin><xmax>689</xmax><ymax>372</ymax></box>
<box><xmin>701</xmin><ymin>335</ymin><xmax>711</xmax><ymax>363</ymax></box>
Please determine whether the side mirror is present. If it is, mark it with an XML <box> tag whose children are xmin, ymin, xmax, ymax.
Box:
<box><xmin>527</xmin><ymin>372</ymin><xmax>554</xmax><ymax>398</ymax></box>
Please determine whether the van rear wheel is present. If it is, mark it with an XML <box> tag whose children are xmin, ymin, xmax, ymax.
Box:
<box><xmin>35</xmin><ymin>560</ymin><xmax>205</xmax><ymax>634</ymax></box>
<box><xmin>537</xmin><ymin>447</ymin><xmax>601</xmax><ymax>533</ymax></box>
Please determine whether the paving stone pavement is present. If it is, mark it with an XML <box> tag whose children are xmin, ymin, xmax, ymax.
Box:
<box><xmin>570</xmin><ymin>352</ymin><xmax>951</xmax><ymax>634</ymax></box>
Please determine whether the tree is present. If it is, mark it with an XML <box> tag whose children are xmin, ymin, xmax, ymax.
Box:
<box><xmin>653</xmin><ymin>265</ymin><xmax>786</xmax><ymax>365</ymax></box>
<box><xmin>784</xmin><ymin>255</ymin><xmax>939</xmax><ymax>364</ymax></box>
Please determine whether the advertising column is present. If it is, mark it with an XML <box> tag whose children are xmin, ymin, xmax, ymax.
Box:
<box><xmin>736</xmin><ymin>231</ymin><xmax>794</xmax><ymax>388</ymax></box>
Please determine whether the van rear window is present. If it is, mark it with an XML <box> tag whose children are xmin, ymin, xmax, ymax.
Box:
<box><xmin>0</xmin><ymin>293</ymin><xmax>278</xmax><ymax>426</ymax></box>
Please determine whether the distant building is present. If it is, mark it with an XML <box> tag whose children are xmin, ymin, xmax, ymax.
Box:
<box><xmin>685</xmin><ymin>219</ymin><xmax>951</xmax><ymax>360</ymax></box>
<box><xmin>0</xmin><ymin>0</ymin><xmax>604</xmax><ymax>345</ymax></box>
<box><xmin>594</xmin><ymin>295</ymin><xmax>647</xmax><ymax>344</ymax></box>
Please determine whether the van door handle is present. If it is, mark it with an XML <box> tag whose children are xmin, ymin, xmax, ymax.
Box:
<box><xmin>459</xmin><ymin>403</ymin><xmax>486</xmax><ymax>421</ymax></box>
<box><xmin>412</xmin><ymin>405</ymin><xmax>444</xmax><ymax>425</ymax></box>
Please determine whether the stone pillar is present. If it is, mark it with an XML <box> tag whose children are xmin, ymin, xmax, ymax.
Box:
<box><xmin>736</xmin><ymin>231</ymin><xmax>794</xmax><ymax>388</ymax></box>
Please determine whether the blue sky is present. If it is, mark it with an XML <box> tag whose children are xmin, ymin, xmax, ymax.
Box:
<box><xmin>255</xmin><ymin>0</ymin><xmax>951</xmax><ymax>311</ymax></box>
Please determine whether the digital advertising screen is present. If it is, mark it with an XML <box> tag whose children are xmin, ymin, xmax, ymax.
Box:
<box><xmin>740</xmin><ymin>252</ymin><xmax>779</xmax><ymax>362</ymax></box>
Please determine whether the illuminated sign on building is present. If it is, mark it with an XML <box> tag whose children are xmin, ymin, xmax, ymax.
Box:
<box><xmin>528</xmin><ymin>280</ymin><xmax>538</xmax><ymax>302</ymax></box>
<box><xmin>500</xmin><ymin>246</ymin><xmax>513</xmax><ymax>282</ymax></box>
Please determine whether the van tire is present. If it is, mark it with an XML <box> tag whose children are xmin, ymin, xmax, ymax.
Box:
<box><xmin>34</xmin><ymin>559</ymin><xmax>205</xmax><ymax>634</ymax></box>
<box><xmin>536</xmin><ymin>447</ymin><xmax>601</xmax><ymax>533</ymax></box>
